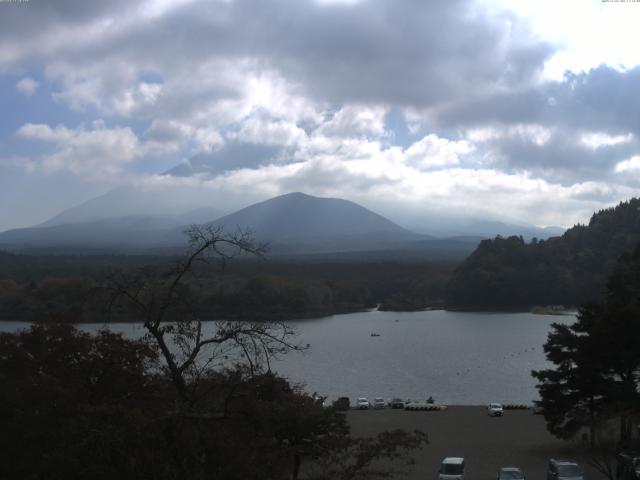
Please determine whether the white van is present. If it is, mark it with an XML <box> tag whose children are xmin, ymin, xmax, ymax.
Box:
<box><xmin>439</xmin><ymin>457</ymin><xmax>465</xmax><ymax>480</ymax></box>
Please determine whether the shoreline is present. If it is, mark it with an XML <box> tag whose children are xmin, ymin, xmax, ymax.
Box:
<box><xmin>0</xmin><ymin>306</ymin><xmax>578</xmax><ymax>323</ymax></box>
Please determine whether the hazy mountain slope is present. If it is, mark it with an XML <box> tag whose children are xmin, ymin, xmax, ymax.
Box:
<box><xmin>0</xmin><ymin>192</ymin><xmax>427</xmax><ymax>254</ymax></box>
<box><xmin>0</xmin><ymin>216</ymin><xmax>183</xmax><ymax>248</ymax></box>
<box><xmin>164</xmin><ymin>143</ymin><xmax>280</xmax><ymax>177</ymax></box>
<box><xmin>446</xmin><ymin>198</ymin><xmax>640</xmax><ymax>309</ymax></box>
<box><xmin>39</xmin><ymin>186</ymin><xmax>225</xmax><ymax>227</ymax></box>
<box><xmin>462</xmin><ymin>221</ymin><xmax>564</xmax><ymax>239</ymax></box>
<box><xmin>210</xmin><ymin>192</ymin><xmax>423</xmax><ymax>241</ymax></box>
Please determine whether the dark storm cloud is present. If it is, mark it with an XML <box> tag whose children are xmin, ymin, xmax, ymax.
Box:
<box><xmin>431</xmin><ymin>65</ymin><xmax>640</xmax><ymax>182</ymax></box>
<box><xmin>1</xmin><ymin>0</ymin><xmax>554</xmax><ymax>109</ymax></box>
<box><xmin>0</xmin><ymin>0</ymin><xmax>143</xmax><ymax>70</ymax></box>
<box><xmin>482</xmin><ymin>131</ymin><xmax>639</xmax><ymax>184</ymax></box>
<box><xmin>136</xmin><ymin>0</ymin><xmax>552</xmax><ymax>106</ymax></box>
<box><xmin>440</xmin><ymin>65</ymin><xmax>640</xmax><ymax>135</ymax></box>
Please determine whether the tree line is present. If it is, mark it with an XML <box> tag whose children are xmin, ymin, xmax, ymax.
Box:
<box><xmin>446</xmin><ymin>198</ymin><xmax>640</xmax><ymax>309</ymax></box>
<box><xmin>0</xmin><ymin>251</ymin><xmax>454</xmax><ymax>322</ymax></box>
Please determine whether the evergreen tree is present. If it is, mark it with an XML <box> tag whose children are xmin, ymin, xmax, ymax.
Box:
<box><xmin>532</xmin><ymin>246</ymin><xmax>640</xmax><ymax>446</ymax></box>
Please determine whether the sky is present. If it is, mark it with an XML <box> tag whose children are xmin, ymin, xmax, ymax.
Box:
<box><xmin>1</xmin><ymin>0</ymin><xmax>640</xmax><ymax>231</ymax></box>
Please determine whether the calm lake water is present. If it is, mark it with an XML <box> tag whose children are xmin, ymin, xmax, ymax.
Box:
<box><xmin>0</xmin><ymin>309</ymin><xmax>574</xmax><ymax>405</ymax></box>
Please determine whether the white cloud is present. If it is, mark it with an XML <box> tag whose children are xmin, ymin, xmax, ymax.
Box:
<box><xmin>487</xmin><ymin>0</ymin><xmax>640</xmax><ymax>79</ymax></box>
<box><xmin>615</xmin><ymin>155</ymin><xmax>640</xmax><ymax>173</ymax></box>
<box><xmin>16</xmin><ymin>77</ymin><xmax>39</xmax><ymax>96</ymax></box>
<box><xmin>317</xmin><ymin>105</ymin><xmax>388</xmax><ymax>138</ymax></box>
<box><xmin>110</xmin><ymin>81</ymin><xmax>163</xmax><ymax>116</ymax></box>
<box><xmin>466</xmin><ymin>124</ymin><xmax>553</xmax><ymax>146</ymax></box>
<box><xmin>0</xmin><ymin>155</ymin><xmax>37</xmax><ymax>172</ymax></box>
<box><xmin>404</xmin><ymin>134</ymin><xmax>473</xmax><ymax>169</ymax></box>
<box><xmin>15</xmin><ymin>121</ymin><xmax>154</xmax><ymax>179</ymax></box>
<box><xmin>166</xmin><ymin>141</ymin><xmax>624</xmax><ymax>227</ymax></box>
<box><xmin>3</xmin><ymin>0</ymin><xmax>640</xmax><ymax>230</ymax></box>
<box><xmin>143</xmin><ymin>120</ymin><xmax>224</xmax><ymax>152</ymax></box>
<box><xmin>192</xmin><ymin>127</ymin><xmax>225</xmax><ymax>151</ymax></box>
<box><xmin>580</xmin><ymin>132</ymin><xmax>633</xmax><ymax>150</ymax></box>
<box><xmin>228</xmin><ymin>111</ymin><xmax>308</xmax><ymax>147</ymax></box>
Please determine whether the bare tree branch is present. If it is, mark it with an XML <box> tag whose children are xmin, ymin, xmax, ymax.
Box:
<box><xmin>105</xmin><ymin>224</ymin><xmax>298</xmax><ymax>409</ymax></box>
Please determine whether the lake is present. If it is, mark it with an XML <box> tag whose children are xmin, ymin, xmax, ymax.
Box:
<box><xmin>0</xmin><ymin>309</ymin><xmax>574</xmax><ymax>405</ymax></box>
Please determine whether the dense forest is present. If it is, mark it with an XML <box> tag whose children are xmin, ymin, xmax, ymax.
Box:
<box><xmin>0</xmin><ymin>252</ymin><xmax>453</xmax><ymax>322</ymax></box>
<box><xmin>446</xmin><ymin>198</ymin><xmax>640</xmax><ymax>310</ymax></box>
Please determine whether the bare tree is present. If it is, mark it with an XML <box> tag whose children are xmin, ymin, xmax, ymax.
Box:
<box><xmin>104</xmin><ymin>225</ymin><xmax>428</xmax><ymax>480</ymax></box>
<box><xmin>107</xmin><ymin>224</ymin><xmax>302</xmax><ymax>409</ymax></box>
<box><xmin>580</xmin><ymin>424</ymin><xmax>619</xmax><ymax>480</ymax></box>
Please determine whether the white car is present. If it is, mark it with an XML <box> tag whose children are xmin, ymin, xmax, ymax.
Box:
<box><xmin>488</xmin><ymin>403</ymin><xmax>504</xmax><ymax>416</ymax></box>
<box><xmin>373</xmin><ymin>397</ymin><xmax>386</xmax><ymax>409</ymax></box>
<box><xmin>356</xmin><ymin>397</ymin><xmax>370</xmax><ymax>409</ymax></box>
<box><xmin>439</xmin><ymin>457</ymin><xmax>465</xmax><ymax>480</ymax></box>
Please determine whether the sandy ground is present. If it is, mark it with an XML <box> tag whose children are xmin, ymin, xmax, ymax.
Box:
<box><xmin>347</xmin><ymin>407</ymin><xmax>604</xmax><ymax>480</ymax></box>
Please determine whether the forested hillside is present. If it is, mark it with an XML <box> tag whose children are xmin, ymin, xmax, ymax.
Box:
<box><xmin>0</xmin><ymin>253</ymin><xmax>453</xmax><ymax>322</ymax></box>
<box><xmin>446</xmin><ymin>198</ymin><xmax>640</xmax><ymax>310</ymax></box>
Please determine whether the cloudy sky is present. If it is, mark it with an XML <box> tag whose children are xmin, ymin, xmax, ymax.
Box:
<box><xmin>1</xmin><ymin>0</ymin><xmax>640</xmax><ymax>231</ymax></box>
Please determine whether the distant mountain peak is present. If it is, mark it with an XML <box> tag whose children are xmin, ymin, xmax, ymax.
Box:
<box><xmin>210</xmin><ymin>192</ymin><xmax>421</xmax><ymax>242</ymax></box>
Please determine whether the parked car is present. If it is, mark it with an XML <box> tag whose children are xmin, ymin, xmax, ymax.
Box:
<box><xmin>532</xmin><ymin>403</ymin><xmax>544</xmax><ymax>414</ymax></box>
<box><xmin>439</xmin><ymin>457</ymin><xmax>465</xmax><ymax>480</ymax></box>
<box><xmin>312</xmin><ymin>394</ymin><xmax>327</xmax><ymax>407</ymax></box>
<box><xmin>488</xmin><ymin>403</ymin><xmax>504</xmax><ymax>417</ymax></box>
<box><xmin>333</xmin><ymin>397</ymin><xmax>350</xmax><ymax>411</ymax></box>
<box><xmin>617</xmin><ymin>452</ymin><xmax>640</xmax><ymax>480</ymax></box>
<box><xmin>547</xmin><ymin>459</ymin><xmax>585</xmax><ymax>480</ymax></box>
<box><xmin>389</xmin><ymin>398</ymin><xmax>406</xmax><ymax>409</ymax></box>
<box><xmin>356</xmin><ymin>397</ymin><xmax>370</xmax><ymax>409</ymax></box>
<box><xmin>498</xmin><ymin>467</ymin><xmax>526</xmax><ymax>480</ymax></box>
<box><xmin>405</xmin><ymin>399</ymin><xmax>427</xmax><ymax>410</ymax></box>
<box><xmin>373</xmin><ymin>397</ymin><xmax>386</xmax><ymax>409</ymax></box>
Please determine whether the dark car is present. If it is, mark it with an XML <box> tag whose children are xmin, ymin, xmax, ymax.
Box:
<box><xmin>498</xmin><ymin>467</ymin><xmax>525</xmax><ymax>480</ymax></box>
<box><xmin>333</xmin><ymin>397</ymin><xmax>350</xmax><ymax>411</ymax></box>
<box><xmin>389</xmin><ymin>398</ymin><xmax>406</xmax><ymax>409</ymax></box>
<box><xmin>547</xmin><ymin>459</ymin><xmax>585</xmax><ymax>480</ymax></box>
<box><xmin>616</xmin><ymin>452</ymin><xmax>640</xmax><ymax>480</ymax></box>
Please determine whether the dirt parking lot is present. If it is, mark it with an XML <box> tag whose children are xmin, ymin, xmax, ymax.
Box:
<box><xmin>347</xmin><ymin>406</ymin><xmax>604</xmax><ymax>480</ymax></box>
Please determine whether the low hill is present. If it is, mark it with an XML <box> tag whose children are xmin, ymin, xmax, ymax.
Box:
<box><xmin>445</xmin><ymin>198</ymin><xmax>640</xmax><ymax>310</ymax></box>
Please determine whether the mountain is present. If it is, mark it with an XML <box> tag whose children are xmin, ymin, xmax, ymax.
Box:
<box><xmin>0</xmin><ymin>216</ymin><xmax>183</xmax><ymax>250</ymax></box>
<box><xmin>0</xmin><ymin>192</ymin><xmax>450</xmax><ymax>257</ymax></box>
<box><xmin>380</xmin><ymin>207</ymin><xmax>564</xmax><ymax>239</ymax></box>
<box><xmin>164</xmin><ymin>143</ymin><xmax>280</xmax><ymax>177</ymax></box>
<box><xmin>460</xmin><ymin>221</ymin><xmax>564</xmax><ymax>240</ymax></box>
<box><xmin>210</xmin><ymin>192</ymin><xmax>421</xmax><ymax>241</ymax></box>
<box><xmin>193</xmin><ymin>192</ymin><xmax>436</xmax><ymax>255</ymax></box>
<box><xmin>39</xmin><ymin>186</ymin><xmax>225</xmax><ymax>227</ymax></box>
<box><xmin>446</xmin><ymin>198</ymin><xmax>640</xmax><ymax>310</ymax></box>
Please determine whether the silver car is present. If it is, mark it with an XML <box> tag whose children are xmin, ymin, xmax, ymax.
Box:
<box><xmin>498</xmin><ymin>467</ymin><xmax>526</xmax><ymax>480</ymax></box>
<box><xmin>547</xmin><ymin>459</ymin><xmax>585</xmax><ymax>480</ymax></box>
